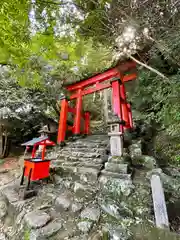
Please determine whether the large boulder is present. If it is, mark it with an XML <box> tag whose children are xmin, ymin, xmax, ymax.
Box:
<box><xmin>24</xmin><ymin>210</ymin><xmax>51</xmax><ymax>229</ymax></box>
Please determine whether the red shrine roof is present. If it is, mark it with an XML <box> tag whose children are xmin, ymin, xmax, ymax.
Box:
<box><xmin>21</xmin><ymin>136</ymin><xmax>55</xmax><ymax>146</ymax></box>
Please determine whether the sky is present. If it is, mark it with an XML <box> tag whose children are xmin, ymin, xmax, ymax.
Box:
<box><xmin>29</xmin><ymin>0</ymin><xmax>84</xmax><ymax>36</ymax></box>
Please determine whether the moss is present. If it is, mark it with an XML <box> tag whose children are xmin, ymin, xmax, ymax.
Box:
<box><xmin>131</xmin><ymin>223</ymin><xmax>180</xmax><ymax>240</ymax></box>
<box><xmin>0</xmin><ymin>159</ymin><xmax>5</xmax><ymax>165</ymax></box>
<box><xmin>102</xmin><ymin>231</ymin><xmax>110</xmax><ymax>240</ymax></box>
<box><xmin>24</xmin><ymin>229</ymin><xmax>30</xmax><ymax>240</ymax></box>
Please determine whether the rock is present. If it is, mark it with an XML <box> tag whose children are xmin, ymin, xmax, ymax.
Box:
<box><xmin>74</xmin><ymin>182</ymin><xmax>86</xmax><ymax>193</ymax></box>
<box><xmin>77</xmin><ymin>221</ymin><xmax>93</xmax><ymax>233</ymax></box>
<box><xmin>30</xmin><ymin>219</ymin><xmax>62</xmax><ymax>239</ymax></box>
<box><xmin>105</xmin><ymin>163</ymin><xmax>128</xmax><ymax>174</ymax></box>
<box><xmin>101</xmin><ymin>203</ymin><xmax>121</xmax><ymax>219</ymax></box>
<box><xmin>80</xmin><ymin>206</ymin><xmax>100</xmax><ymax>222</ymax></box>
<box><xmin>64</xmin><ymin>180</ymin><xmax>72</xmax><ymax>188</ymax></box>
<box><xmin>55</xmin><ymin>192</ymin><xmax>72</xmax><ymax>211</ymax></box>
<box><xmin>88</xmin><ymin>231</ymin><xmax>103</xmax><ymax>240</ymax></box>
<box><xmin>71</xmin><ymin>235</ymin><xmax>89</xmax><ymax>240</ymax></box>
<box><xmin>146</xmin><ymin>168</ymin><xmax>163</xmax><ymax>179</ymax></box>
<box><xmin>11</xmin><ymin>200</ymin><xmax>25</xmax><ymax>214</ymax></box>
<box><xmin>163</xmin><ymin>167</ymin><xmax>180</xmax><ymax>178</ymax></box>
<box><xmin>147</xmin><ymin>169</ymin><xmax>180</xmax><ymax>198</ymax></box>
<box><xmin>140</xmin><ymin>155</ymin><xmax>156</xmax><ymax>169</ymax></box>
<box><xmin>53</xmin><ymin>175</ymin><xmax>63</xmax><ymax>185</ymax></box>
<box><xmin>0</xmin><ymin>233</ymin><xmax>6</xmax><ymax>240</ymax></box>
<box><xmin>16</xmin><ymin>209</ymin><xmax>27</xmax><ymax>225</ymax></box>
<box><xmin>109</xmin><ymin>227</ymin><xmax>129</xmax><ymax>240</ymax></box>
<box><xmin>103</xmin><ymin>178</ymin><xmax>134</xmax><ymax>197</ymax></box>
<box><xmin>24</xmin><ymin>210</ymin><xmax>51</xmax><ymax>229</ymax></box>
<box><xmin>74</xmin><ymin>182</ymin><xmax>95</xmax><ymax>199</ymax></box>
<box><xmin>71</xmin><ymin>202</ymin><xmax>83</xmax><ymax>213</ymax></box>
<box><xmin>77</xmin><ymin>167</ymin><xmax>99</xmax><ymax>182</ymax></box>
<box><xmin>0</xmin><ymin>199</ymin><xmax>7</xmax><ymax>219</ymax></box>
<box><xmin>129</xmin><ymin>143</ymin><xmax>142</xmax><ymax>161</ymax></box>
<box><xmin>100</xmin><ymin>202</ymin><xmax>132</xmax><ymax>220</ymax></box>
<box><xmin>108</xmin><ymin>156</ymin><xmax>126</xmax><ymax>164</ymax></box>
<box><xmin>2</xmin><ymin>186</ymin><xmax>19</xmax><ymax>203</ymax></box>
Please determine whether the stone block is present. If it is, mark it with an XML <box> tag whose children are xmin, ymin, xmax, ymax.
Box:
<box><xmin>108</xmin><ymin>155</ymin><xmax>130</xmax><ymax>164</ymax></box>
<box><xmin>108</xmin><ymin>134</ymin><xmax>123</xmax><ymax>157</ymax></box>
<box><xmin>77</xmin><ymin>167</ymin><xmax>99</xmax><ymax>182</ymax></box>
<box><xmin>105</xmin><ymin>163</ymin><xmax>128</xmax><ymax>174</ymax></box>
<box><xmin>100</xmin><ymin>170</ymin><xmax>131</xmax><ymax>181</ymax></box>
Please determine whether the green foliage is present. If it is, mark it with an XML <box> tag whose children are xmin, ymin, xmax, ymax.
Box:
<box><xmin>0</xmin><ymin>159</ymin><xmax>5</xmax><ymax>165</ymax></box>
<box><xmin>0</xmin><ymin>0</ymin><xmax>30</xmax><ymax>64</ymax></box>
<box><xmin>24</xmin><ymin>229</ymin><xmax>30</xmax><ymax>240</ymax></box>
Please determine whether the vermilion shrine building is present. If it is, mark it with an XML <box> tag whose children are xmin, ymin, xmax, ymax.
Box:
<box><xmin>57</xmin><ymin>60</ymin><xmax>137</xmax><ymax>145</ymax></box>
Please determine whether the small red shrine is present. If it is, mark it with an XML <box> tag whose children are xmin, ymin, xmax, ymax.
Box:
<box><xmin>57</xmin><ymin>60</ymin><xmax>137</xmax><ymax>145</ymax></box>
<box><xmin>20</xmin><ymin>136</ymin><xmax>55</xmax><ymax>189</ymax></box>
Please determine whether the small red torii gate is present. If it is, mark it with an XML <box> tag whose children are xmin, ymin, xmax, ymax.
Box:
<box><xmin>57</xmin><ymin>60</ymin><xmax>137</xmax><ymax>145</ymax></box>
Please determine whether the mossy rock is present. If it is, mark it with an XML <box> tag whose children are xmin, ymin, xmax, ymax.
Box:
<box><xmin>132</xmin><ymin>223</ymin><xmax>180</xmax><ymax>240</ymax></box>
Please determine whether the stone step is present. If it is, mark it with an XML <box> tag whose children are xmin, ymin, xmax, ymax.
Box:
<box><xmin>56</xmin><ymin>155</ymin><xmax>107</xmax><ymax>164</ymax></box>
<box><xmin>104</xmin><ymin>163</ymin><xmax>129</xmax><ymax>174</ymax></box>
<box><xmin>100</xmin><ymin>170</ymin><xmax>132</xmax><ymax>180</ymax></box>
<box><xmin>69</xmin><ymin>142</ymin><xmax>108</xmax><ymax>148</ymax></box>
<box><xmin>64</xmin><ymin>147</ymin><xmax>106</xmax><ymax>154</ymax></box>
<box><xmin>52</xmin><ymin>161</ymin><xmax>103</xmax><ymax>171</ymax></box>
<box><xmin>59</xmin><ymin>151</ymin><xmax>101</xmax><ymax>159</ymax></box>
<box><xmin>55</xmin><ymin>165</ymin><xmax>100</xmax><ymax>182</ymax></box>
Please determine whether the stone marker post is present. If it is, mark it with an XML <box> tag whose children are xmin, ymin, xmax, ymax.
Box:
<box><xmin>108</xmin><ymin>115</ymin><xmax>123</xmax><ymax>157</ymax></box>
<box><xmin>151</xmin><ymin>174</ymin><xmax>169</xmax><ymax>229</ymax></box>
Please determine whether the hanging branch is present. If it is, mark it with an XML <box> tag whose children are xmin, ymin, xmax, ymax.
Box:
<box><xmin>128</xmin><ymin>54</ymin><xmax>170</xmax><ymax>83</ymax></box>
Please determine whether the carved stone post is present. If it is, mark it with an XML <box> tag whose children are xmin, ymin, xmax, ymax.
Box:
<box><xmin>108</xmin><ymin>114</ymin><xmax>123</xmax><ymax>157</ymax></box>
<box><xmin>151</xmin><ymin>174</ymin><xmax>169</xmax><ymax>229</ymax></box>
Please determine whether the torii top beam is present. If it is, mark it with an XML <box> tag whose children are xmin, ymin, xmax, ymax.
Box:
<box><xmin>66</xmin><ymin>60</ymin><xmax>137</xmax><ymax>92</ymax></box>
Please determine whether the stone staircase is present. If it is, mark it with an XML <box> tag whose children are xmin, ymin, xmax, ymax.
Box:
<box><xmin>48</xmin><ymin>134</ymin><xmax>134</xmax><ymax>189</ymax></box>
<box><xmin>49</xmin><ymin>135</ymin><xmax>110</xmax><ymax>183</ymax></box>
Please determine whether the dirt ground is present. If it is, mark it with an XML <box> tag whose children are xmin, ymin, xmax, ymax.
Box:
<box><xmin>0</xmin><ymin>156</ymin><xmax>22</xmax><ymax>187</ymax></box>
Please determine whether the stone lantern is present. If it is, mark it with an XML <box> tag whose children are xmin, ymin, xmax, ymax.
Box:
<box><xmin>108</xmin><ymin>114</ymin><xmax>124</xmax><ymax>157</ymax></box>
<box><xmin>36</xmin><ymin>125</ymin><xmax>50</xmax><ymax>157</ymax></box>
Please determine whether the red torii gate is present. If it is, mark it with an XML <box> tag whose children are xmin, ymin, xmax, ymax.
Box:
<box><xmin>57</xmin><ymin>60</ymin><xmax>137</xmax><ymax>145</ymax></box>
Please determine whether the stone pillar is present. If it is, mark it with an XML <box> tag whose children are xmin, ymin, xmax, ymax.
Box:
<box><xmin>57</xmin><ymin>94</ymin><xmax>68</xmax><ymax>145</ymax></box>
<box><xmin>108</xmin><ymin>115</ymin><xmax>123</xmax><ymax>157</ymax></box>
<box><xmin>151</xmin><ymin>174</ymin><xmax>169</xmax><ymax>229</ymax></box>
<box><xmin>120</xmin><ymin>83</ymin><xmax>130</xmax><ymax>130</ymax></box>
<box><xmin>111</xmin><ymin>78</ymin><xmax>123</xmax><ymax>133</ymax></box>
<box><xmin>74</xmin><ymin>89</ymin><xmax>82</xmax><ymax>135</ymax></box>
